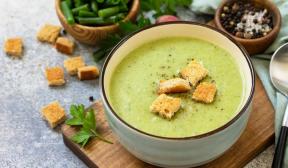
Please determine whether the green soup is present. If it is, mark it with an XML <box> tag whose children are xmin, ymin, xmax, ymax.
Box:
<box><xmin>109</xmin><ymin>37</ymin><xmax>243</xmax><ymax>138</ymax></box>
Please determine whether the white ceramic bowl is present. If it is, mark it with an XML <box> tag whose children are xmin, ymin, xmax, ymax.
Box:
<box><xmin>100</xmin><ymin>22</ymin><xmax>255</xmax><ymax>167</ymax></box>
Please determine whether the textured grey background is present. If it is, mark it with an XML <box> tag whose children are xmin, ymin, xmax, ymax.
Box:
<box><xmin>0</xmin><ymin>0</ymin><xmax>273</xmax><ymax>167</ymax></box>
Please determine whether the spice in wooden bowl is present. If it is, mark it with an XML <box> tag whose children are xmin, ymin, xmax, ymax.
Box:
<box><xmin>215</xmin><ymin>0</ymin><xmax>281</xmax><ymax>54</ymax></box>
<box><xmin>220</xmin><ymin>1</ymin><xmax>273</xmax><ymax>39</ymax></box>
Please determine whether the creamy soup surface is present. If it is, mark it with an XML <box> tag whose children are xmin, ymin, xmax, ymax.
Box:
<box><xmin>109</xmin><ymin>37</ymin><xmax>243</xmax><ymax>138</ymax></box>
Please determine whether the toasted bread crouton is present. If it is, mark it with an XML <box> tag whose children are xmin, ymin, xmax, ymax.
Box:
<box><xmin>158</xmin><ymin>78</ymin><xmax>191</xmax><ymax>94</ymax></box>
<box><xmin>55</xmin><ymin>37</ymin><xmax>74</xmax><ymax>55</ymax></box>
<box><xmin>78</xmin><ymin>66</ymin><xmax>99</xmax><ymax>80</ymax></box>
<box><xmin>64</xmin><ymin>56</ymin><xmax>85</xmax><ymax>75</ymax></box>
<box><xmin>192</xmin><ymin>82</ymin><xmax>217</xmax><ymax>103</ymax></box>
<box><xmin>150</xmin><ymin>94</ymin><xmax>181</xmax><ymax>119</ymax></box>
<box><xmin>41</xmin><ymin>101</ymin><xmax>66</xmax><ymax>128</ymax></box>
<box><xmin>4</xmin><ymin>38</ymin><xmax>23</xmax><ymax>57</ymax></box>
<box><xmin>37</xmin><ymin>24</ymin><xmax>61</xmax><ymax>44</ymax></box>
<box><xmin>180</xmin><ymin>60</ymin><xmax>208</xmax><ymax>86</ymax></box>
<box><xmin>45</xmin><ymin>67</ymin><xmax>65</xmax><ymax>86</ymax></box>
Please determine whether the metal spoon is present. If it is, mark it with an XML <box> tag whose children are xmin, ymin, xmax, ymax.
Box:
<box><xmin>270</xmin><ymin>42</ymin><xmax>288</xmax><ymax>168</ymax></box>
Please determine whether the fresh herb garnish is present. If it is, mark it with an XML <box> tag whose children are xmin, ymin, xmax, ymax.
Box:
<box><xmin>140</xmin><ymin>0</ymin><xmax>192</xmax><ymax>16</ymax></box>
<box><xmin>92</xmin><ymin>15</ymin><xmax>151</xmax><ymax>62</ymax></box>
<box><xmin>92</xmin><ymin>0</ymin><xmax>193</xmax><ymax>62</ymax></box>
<box><xmin>66</xmin><ymin>104</ymin><xmax>113</xmax><ymax>147</ymax></box>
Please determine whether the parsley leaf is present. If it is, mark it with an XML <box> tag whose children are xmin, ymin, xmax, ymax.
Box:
<box><xmin>66</xmin><ymin>104</ymin><xmax>113</xmax><ymax>147</ymax></box>
<box><xmin>93</xmin><ymin>16</ymin><xmax>151</xmax><ymax>62</ymax></box>
<box><xmin>83</xmin><ymin>109</ymin><xmax>96</xmax><ymax>131</ymax></box>
<box><xmin>71</xmin><ymin>129</ymin><xmax>92</xmax><ymax>147</ymax></box>
<box><xmin>141</xmin><ymin>0</ymin><xmax>192</xmax><ymax>15</ymax></box>
<box><xmin>118</xmin><ymin>21</ymin><xmax>140</xmax><ymax>35</ymax></box>
<box><xmin>65</xmin><ymin>104</ymin><xmax>85</xmax><ymax>126</ymax></box>
<box><xmin>136</xmin><ymin>14</ymin><xmax>151</xmax><ymax>28</ymax></box>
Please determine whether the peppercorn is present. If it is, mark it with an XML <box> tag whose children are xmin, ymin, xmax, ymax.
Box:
<box><xmin>61</xmin><ymin>29</ymin><xmax>67</xmax><ymax>35</ymax></box>
<box><xmin>220</xmin><ymin>1</ymin><xmax>274</xmax><ymax>39</ymax></box>
<box><xmin>89</xmin><ymin>96</ymin><xmax>94</xmax><ymax>102</ymax></box>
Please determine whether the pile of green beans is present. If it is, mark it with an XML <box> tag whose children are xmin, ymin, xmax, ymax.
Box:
<box><xmin>60</xmin><ymin>0</ymin><xmax>129</xmax><ymax>26</ymax></box>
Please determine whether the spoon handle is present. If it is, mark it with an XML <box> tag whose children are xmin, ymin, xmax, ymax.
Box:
<box><xmin>272</xmin><ymin>105</ymin><xmax>288</xmax><ymax>168</ymax></box>
<box><xmin>272</xmin><ymin>126</ymin><xmax>288</xmax><ymax>168</ymax></box>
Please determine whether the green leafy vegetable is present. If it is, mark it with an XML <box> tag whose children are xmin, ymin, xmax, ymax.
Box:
<box><xmin>83</xmin><ymin>109</ymin><xmax>96</xmax><ymax>131</ymax></box>
<box><xmin>66</xmin><ymin>104</ymin><xmax>113</xmax><ymax>147</ymax></box>
<box><xmin>65</xmin><ymin>104</ymin><xmax>85</xmax><ymax>125</ymax></box>
<box><xmin>141</xmin><ymin>0</ymin><xmax>192</xmax><ymax>16</ymax></box>
<box><xmin>71</xmin><ymin>129</ymin><xmax>92</xmax><ymax>147</ymax></box>
<box><xmin>93</xmin><ymin>0</ymin><xmax>193</xmax><ymax>62</ymax></box>
<box><xmin>92</xmin><ymin>15</ymin><xmax>151</xmax><ymax>61</ymax></box>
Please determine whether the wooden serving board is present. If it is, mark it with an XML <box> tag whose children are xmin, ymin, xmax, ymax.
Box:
<box><xmin>62</xmin><ymin>76</ymin><xmax>275</xmax><ymax>168</ymax></box>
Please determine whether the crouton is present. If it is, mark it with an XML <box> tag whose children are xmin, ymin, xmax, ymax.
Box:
<box><xmin>64</xmin><ymin>56</ymin><xmax>85</xmax><ymax>75</ymax></box>
<box><xmin>192</xmin><ymin>82</ymin><xmax>217</xmax><ymax>103</ymax></box>
<box><xmin>41</xmin><ymin>101</ymin><xmax>66</xmax><ymax>128</ymax></box>
<box><xmin>77</xmin><ymin>66</ymin><xmax>99</xmax><ymax>80</ymax></box>
<box><xmin>150</xmin><ymin>94</ymin><xmax>181</xmax><ymax>119</ymax></box>
<box><xmin>4</xmin><ymin>38</ymin><xmax>23</xmax><ymax>57</ymax></box>
<box><xmin>37</xmin><ymin>24</ymin><xmax>62</xmax><ymax>44</ymax></box>
<box><xmin>55</xmin><ymin>37</ymin><xmax>74</xmax><ymax>55</ymax></box>
<box><xmin>180</xmin><ymin>60</ymin><xmax>208</xmax><ymax>86</ymax></box>
<box><xmin>45</xmin><ymin>67</ymin><xmax>65</xmax><ymax>86</ymax></box>
<box><xmin>158</xmin><ymin>78</ymin><xmax>191</xmax><ymax>94</ymax></box>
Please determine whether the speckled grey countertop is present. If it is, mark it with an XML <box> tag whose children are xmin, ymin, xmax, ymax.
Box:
<box><xmin>0</xmin><ymin>0</ymin><xmax>274</xmax><ymax>167</ymax></box>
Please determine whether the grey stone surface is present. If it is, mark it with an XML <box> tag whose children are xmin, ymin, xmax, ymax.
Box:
<box><xmin>245</xmin><ymin>145</ymin><xmax>274</xmax><ymax>168</ymax></box>
<box><xmin>0</xmin><ymin>0</ymin><xmax>95</xmax><ymax>167</ymax></box>
<box><xmin>0</xmin><ymin>0</ymin><xmax>273</xmax><ymax>167</ymax></box>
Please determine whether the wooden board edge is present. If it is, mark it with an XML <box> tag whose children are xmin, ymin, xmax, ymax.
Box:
<box><xmin>61</xmin><ymin>101</ymin><xmax>105</xmax><ymax>168</ymax></box>
<box><xmin>62</xmin><ymin>132</ymin><xmax>99</xmax><ymax>168</ymax></box>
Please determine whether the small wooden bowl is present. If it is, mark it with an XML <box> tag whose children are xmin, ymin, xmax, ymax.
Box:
<box><xmin>55</xmin><ymin>0</ymin><xmax>140</xmax><ymax>45</ymax></box>
<box><xmin>215</xmin><ymin>0</ymin><xmax>281</xmax><ymax>55</ymax></box>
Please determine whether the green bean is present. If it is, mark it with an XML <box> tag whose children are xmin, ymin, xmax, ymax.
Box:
<box><xmin>77</xmin><ymin>17</ymin><xmax>109</xmax><ymax>25</ymax></box>
<box><xmin>61</xmin><ymin>1</ymin><xmax>75</xmax><ymax>24</ymax></box>
<box><xmin>74</xmin><ymin>0</ymin><xmax>83</xmax><ymax>7</ymax></box>
<box><xmin>120</xmin><ymin>1</ymin><xmax>128</xmax><ymax>11</ymax></box>
<box><xmin>79</xmin><ymin>10</ymin><xmax>97</xmax><ymax>17</ymax></box>
<box><xmin>72</xmin><ymin>4</ymin><xmax>89</xmax><ymax>15</ymax></box>
<box><xmin>98</xmin><ymin>6</ymin><xmax>126</xmax><ymax>18</ymax></box>
<box><xmin>91</xmin><ymin>1</ymin><xmax>98</xmax><ymax>13</ymax></box>
<box><xmin>66</xmin><ymin>0</ymin><xmax>73</xmax><ymax>8</ymax></box>
<box><xmin>121</xmin><ymin>0</ymin><xmax>129</xmax><ymax>3</ymax></box>
<box><xmin>107</xmin><ymin>13</ymin><xmax>126</xmax><ymax>22</ymax></box>
<box><xmin>105</xmin><ymin>0</ymin><xmax>121</xmax><ymax>5</ymax></box>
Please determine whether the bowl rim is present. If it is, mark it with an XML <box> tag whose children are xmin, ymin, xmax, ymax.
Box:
<box><xmin>214</xmin><ymin>0</ymin><xmax>282</xmax><ymax>43</ymax></box>
<box><xmin>55</xmin><ymin>0</ymin><xmax>139</xmax><ymax>30</ymax></box>
<box><xmin>100</xmin><ymin>21</ymin><xmax>255</xmax><ymax>140</ymax></box>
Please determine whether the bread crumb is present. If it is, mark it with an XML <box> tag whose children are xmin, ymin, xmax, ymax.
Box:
<box><xmin>41</xmin><ymin>101</ymin><xmax>66</xmax><ymax>128</ymax></box>
<box><xmin>4</xmin><ymin>38</ymin><xmax>23</xmax><ymax>57</ymax></box>
<box><xmin>158</xmin><ymin>78</ymin><xmax>191</xmax><ymax>94</ymax></box>
<box><xmin>150</xmin><ymin>94</ymin><xmax>181</xmax><ymax>119</ymax></box>
<box><xmin>77</xmin><ymin>66</ymin><xmax>99</xmax><ymax>80</ymax></box>
<box><xmin>37</xmin><ymin>24</ymin><xmax>62</xmax><ymax>44</ymax></box>
<box><xmin>55</xmin><ymin>37</ymin><xmax>74</xmax><ymax>55</ymax></box>
<box><xmin>45</xmin><ymin>67</ymin><xmax>65</xmax><ymax>86</ymax></box>
<box><xmin>180</xmin><ymin>60</ymin><xmax>208</xmax><ymax>86</ymax></box>
<box><xmin>192</xmin><ymin>82</ymin><xmax>217</xmax><ymax>103</ymax></box>
<box><xmin>64</xmin><ymin>56</ymin><xmax>85</xmax><ymax>75</ymax></box>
